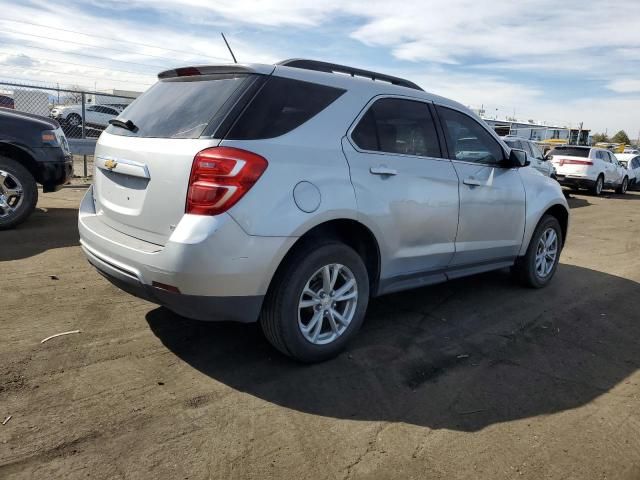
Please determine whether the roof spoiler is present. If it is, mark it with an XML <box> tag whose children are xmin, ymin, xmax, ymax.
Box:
<box><xmin>158</xmin><ymin>64</ymin><xmax>273</xmax><ymax>79</ymax></box>
<box><xmin>278</xmin><ymin>58</ymin><xmax>423</xmax><ymax>91</ymax></box>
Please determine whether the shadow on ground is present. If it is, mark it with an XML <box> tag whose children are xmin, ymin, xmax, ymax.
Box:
<box><xmin>147</xmin><ymin>264</ymin><xmax>639</xmax><ymax>432</ymax></box>
<box><xmin>0</xmin><ymin>207</ymin><xmax>79</xmax><ymax>261</ymax></box>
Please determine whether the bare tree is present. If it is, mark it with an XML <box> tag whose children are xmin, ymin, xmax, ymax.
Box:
<box><xmin>60</xmin><ymin>84</ymin><xmax>84</xmax><ymax>105</ymax></box>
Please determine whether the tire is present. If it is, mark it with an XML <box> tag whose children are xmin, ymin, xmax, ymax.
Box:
<box><xmin>616</xmin><ymin>176</ymin><xmax>629</xmax><ymax>194</ymax></box>
<box><xmin>590</xmin><ymin>174</ymin><xmax>604</xmax><ymax>196</ymax></box>
<box><xmin>67</xmin><ymin>113</ymin><xmax>82</xmax><ymax>127</ymax></box>
<box><xmin>512</xmin><ymin>215</ymin><xmax>563</xmax><ymax>289</ymax></box>
<box><xmin>260</xmin><ymin>241</ymin><xmax>370</xmax><ymax>363</ymax></box>
<box><xmin>0</xmin><ymin>155</ymin><xmax>38</xmax><ymax>230</ymax></box>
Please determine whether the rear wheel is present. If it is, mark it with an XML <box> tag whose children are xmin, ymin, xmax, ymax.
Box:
<box><xmin>512</xmin><ymin>215</ymin><xmax>562</xmax><ymax>288</ymax></box>
<box><xmin>591</xmin><ymin>174</ymin><xmax>604</xmax><ymax>196</ymax></box>
<box><xmin>616</xmin><ymin>176</ymin><xmax>628</xmax><ymax>194</ymax></box>
<box><xmin>0</xmin><ymin>156</ymin><xmax>38</xmax><ymax>230</ymax></box>
<box><xmin>260</xmin><ymin>241</ymin><xmax>369</xmax><ymax>362</ymax></box>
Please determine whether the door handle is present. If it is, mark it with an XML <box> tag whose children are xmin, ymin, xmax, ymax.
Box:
<box><xmin>370</xmin><ymin>166</ymin><xmax>397</xmax><ymax>176</ymax></box>
<box><xmin>463</xmin><ymin>176</ymin><xmax>483</xmax><ymax>186</ymax></box>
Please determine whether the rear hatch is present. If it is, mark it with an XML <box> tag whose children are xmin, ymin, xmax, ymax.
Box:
<box><xmin>548</xmin><ymin>147</ymin><xmax>592</xmax><ymax>175</ymax></box>
<box><xmin>92</xmin><ymin>69</ymin><xmax>267</xmax><ymax>246</ymax></box>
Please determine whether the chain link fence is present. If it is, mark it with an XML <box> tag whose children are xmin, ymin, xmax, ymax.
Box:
<box><xmin>0</xmin><ymin>80</ymin><xmax>139</xmax><ymax>177</ymax></box>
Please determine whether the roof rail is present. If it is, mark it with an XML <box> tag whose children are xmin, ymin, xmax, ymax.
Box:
<box><xmin>278</xmin><ymin>59</ymin><xmax>423</xmax><ymax>91</ymax></box>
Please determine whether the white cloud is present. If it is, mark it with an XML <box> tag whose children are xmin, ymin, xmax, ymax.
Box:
<box><xmin>607</xmin><ymin>79</ymin><xmax>640</xmax><ymax>94</ymax></box>
<box><xmin>0</xmin><ymin>0</ymin><xmax>638</xmax><ymax>135</ymax></box>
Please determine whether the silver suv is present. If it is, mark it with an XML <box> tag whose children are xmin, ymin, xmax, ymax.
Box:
<box><xmin>79</xmin><ymin>59</ymin><xmax>569</xmax><ymax>362</ymax></box>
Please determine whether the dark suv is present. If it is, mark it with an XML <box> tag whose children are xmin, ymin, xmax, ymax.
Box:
<box><xmin>0</xmin><ymin>108</ymin><xmax>73</xmax><ymax>229</ymax></box>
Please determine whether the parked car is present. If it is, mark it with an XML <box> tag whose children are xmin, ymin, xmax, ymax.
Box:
<box><xmin>0</xmin><ymin>94</ymin><xmax>14</xmax><ymax>109</ymax></box>
<box><xmin>502</xmin><ymin>136</ymin><xmax>556</xmax><ymax>178</ymax></box>
<box><xmin>78</xmin><ymin>60</ymin><xmax>569</xmax><ymax>362</ymax></box>
<box><xmin>548</xmin><ymin>146</ymin><xmax>629</xmax><ymax>195</ymax></box>
<box><xmin>0</xmin><ymin>108</ymin><xmax>72</xmax><ymax>228</ymax></box>
<box><xmin>615</xmin><ymin>153</ymin><xmax>640</xmax><ymax>189</ymax></box>
<box><xmin>623</xmin><ymin>147</ymin><xmax>638</xmax><ymax>154</ymax></box>
<box><xmin>50</xmin><ymin>103</ymin><xmax>120</xmax><ymax>128</ymax></box>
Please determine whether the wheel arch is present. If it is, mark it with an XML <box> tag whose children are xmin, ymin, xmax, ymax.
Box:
<box><xmin>542</xmin><ymin>203</ymin><xmax>569</xmax><ymax>248</ymax></box>
<box><xmin>268</xmin><ymin>218</ymin><xmax>382</xmax><ymax>297</ymax></box>
<box><xmin>0</xmin><ymin>142</ymin><xmax>40</xmax><ymax>183</ymax></box>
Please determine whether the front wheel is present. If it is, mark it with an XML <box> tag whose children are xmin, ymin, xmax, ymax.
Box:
<box><xmin>66</xmin><ymin>113</ymin><xmax>82</xmax><ymax>127</ymax></box>
<box><xmin>0</xmin><ymin>156</ymin><xmax>38</xmax><ymax>230</ymax></box>
<box><xmin>512</xmin><ymin>215</ymin><xmax>563</xmax><ymax>288</ymax></box>
<box><xmin>260</xmin><ymin>241</ymin><xmax>369</xmax><ymax>362</ymax></box>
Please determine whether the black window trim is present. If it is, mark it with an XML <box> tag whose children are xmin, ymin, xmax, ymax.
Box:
<box><xmin>432</xmin><ymin>103</ymin><xmax>510</xmax><ymax>168</ymax></box>
<box><xmin>346</xmin><ymin>94</ymin><xmax>447</xmax><ymax>161</ymax></box>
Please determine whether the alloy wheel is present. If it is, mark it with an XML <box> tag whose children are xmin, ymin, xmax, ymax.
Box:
<box><xmin>535</xmin><ymin>227</ymin><xmax>558</xmax><ymax>278</ymax></box>
<box><xmin>297</xmin><ymin>263</ymin><xmax>358</xmax><ymax>345</ymax></box>
<box><xmin>0</xmin><ymin>170</ymin><xmax>24</xmax><ymax>219</ymax></box>
<box><xmin>596</xmin><ymin>177</ymin><xmax>603</xmax><ymax>195</ymax></box>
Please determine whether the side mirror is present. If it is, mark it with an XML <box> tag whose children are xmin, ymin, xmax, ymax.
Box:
<box><xmin>508</xmin><ymin>148</ymin><xmax>530</xmax><ymax>167</ymax></box>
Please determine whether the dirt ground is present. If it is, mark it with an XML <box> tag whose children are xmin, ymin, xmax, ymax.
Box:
<box><xmin>1</xmin><ymin>187</ymin><xmax>640</xmax><ymax>480</ymax></box>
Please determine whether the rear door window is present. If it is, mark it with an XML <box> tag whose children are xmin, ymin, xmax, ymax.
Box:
<box><xmin>351</xmin><ymin>98</ymin><xmax>442</xmax><ymax>158</ymax></box>
<box><xmin>107</xmin><ymin>74</ymin><xmax>252</xmax><ymax>138</ymax></box>
<box><xmin>226</xmin><ymin>76</ymin><xmax>345</xmax><ymax>140</ymax></box>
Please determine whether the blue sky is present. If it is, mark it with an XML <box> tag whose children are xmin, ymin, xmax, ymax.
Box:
<box><xmin>1</xmin><ymin>0</ymin><xmax>639</xmax><ymax>136</ymax></box>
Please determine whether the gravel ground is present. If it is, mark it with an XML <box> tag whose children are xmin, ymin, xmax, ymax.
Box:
<box><xmin>1</xmin><ymin>187</ymin><xmax>639</xmax><ymax>480</ymax></box>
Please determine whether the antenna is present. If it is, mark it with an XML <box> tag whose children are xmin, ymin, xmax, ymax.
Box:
<box><xmin>221</xmin><ymin>33</ymin><xmax>237</xmax><ymax>64</ymax></box>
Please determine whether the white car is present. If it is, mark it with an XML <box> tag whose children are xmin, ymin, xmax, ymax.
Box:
<box><xmin>549</xmin><ymin>146</ymin><xmax>629</xmax><ymax>195</ymax></box>
<box><xmin>616</xmin><ymin>153</ymin><xmax>640</xmax><ymax>189</ymax></box>
<box><xmin>50</xmin><ymin>104</ymin><xmax>121</xmax><ymax>128</ymax></box>
<box><xmin>502</xmin><ymin>136</ymin><xmax>556</xmax><ymax>178</ymax></box>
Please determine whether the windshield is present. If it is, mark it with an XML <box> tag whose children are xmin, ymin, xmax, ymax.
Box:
<box><xmin>106</xmin><ymin>74</ymin><xmax>252</xmax><ymax>138</ymax></box>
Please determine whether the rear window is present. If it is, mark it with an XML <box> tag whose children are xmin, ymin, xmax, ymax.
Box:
<box><xmin>106</xmin><ymin>74</ymin><xmax>251</xmax><ymax>138</ymax></box>
<box><xmin>548</xmin><ymin>147</ymin><xmax>590</xmax><ymax>158</ymax></box>
<box><xmin>225</xmin><ymin>76</ymin><xmax>345</xmax><ymax>140</ymax></box>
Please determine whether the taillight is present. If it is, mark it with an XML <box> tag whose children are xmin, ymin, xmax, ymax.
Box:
<box><xmin>186</xmin><ymin>147</ymin><xmax>268</xmax><ymax>216</ymax></box>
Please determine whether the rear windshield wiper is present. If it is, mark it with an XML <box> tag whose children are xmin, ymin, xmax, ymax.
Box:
<box><xmin>108</xmin><ymin>118</ymin><xmax>138</xmax><ymax>132</ymax></box>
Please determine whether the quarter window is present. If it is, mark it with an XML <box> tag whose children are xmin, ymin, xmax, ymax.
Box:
<box><xmin>227</xmin><ymin>76</ymin><xmax>345</xmax><ymax>140</ymax></box>
<box><xmin>351</xmin><ymin>98</ymin><xmax>441</xmax><ymax>158</ymax></box>
<box><xmin>436</xmin><ymin>106</ymin><xmax>505</xmax><ymax>165</ymax></box>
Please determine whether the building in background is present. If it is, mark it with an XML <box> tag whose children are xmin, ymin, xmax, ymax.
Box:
<box><xmin>480</xmin><ymin>116</ymin><xmax>591</xmax><ymax>146</ymax></box>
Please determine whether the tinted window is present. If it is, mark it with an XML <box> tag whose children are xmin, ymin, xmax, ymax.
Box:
<box><xmin>437</xmin><ymin>106</ymin><xmax>504</xmax><ymax>164</ymax></box>
<box><xmin>107</xmin><ymin>74</ymin><xmax>251</xmax><ymax>138</ymax></box>
<box><xmin>503</xmin><ymin>138</ymin><xmax>523</xmax><ymax>150</ymax></box>
<box><xmin>226</xmin><ymin>76</ymin><xmax>345</xmax><ymax>140</ymax></box>
<box><xmin>351</xmin><ymin>98</ymin><xmax>441</xmax><ymax>157</ymax></box>
<box><xmin>549</xmin><ymin>147</ymin><xmax>590</xmax><ymax>158</ymax></box>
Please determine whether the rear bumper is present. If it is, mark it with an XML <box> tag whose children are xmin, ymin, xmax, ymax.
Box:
<box><xmin>78</xmin><ymin>185</ymin><xmax>295</xmax><ymax>322</ymax></box>
<box><xmin>83</xmin><ymin>244</ymin><xmax>263</xmax><ymax>322</ymax></box>
<box><xmin>556</xmin><ymin>175</ymin><xmax>595</xmax><ymax>189</ymax></box>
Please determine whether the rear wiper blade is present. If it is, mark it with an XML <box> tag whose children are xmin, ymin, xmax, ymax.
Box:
<box><xmin>108</xmin><ymin>118</ymin><xmax>137</xmax><ymax>132</ymax></box>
